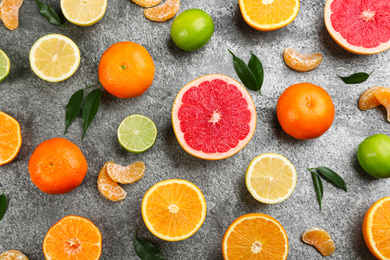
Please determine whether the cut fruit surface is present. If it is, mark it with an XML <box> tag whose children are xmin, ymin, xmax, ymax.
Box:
<box><xmin>43</xmin><ymin>215</ymin><xmax>102</xmax><ymax>260</ymax></box>
<box><xmin>0</xmin><ymin>250</ymin><xmax>29</xmax><ymax>260</ymax></box>
<box><xmin>324</xmin><ymin>0</ymin><xmax>390</xmax><ymax>55</ymax></box>
<box><xmin>239</xmin><ymin>0</ymin><xmax>299</xmax><ymax>31</ymax></box>
<box><xmin>222</xmin><ymin>213</ymin><xmax>289</xmax><ymax>260</ymax></box>
<box><xmin>0</xmin><ymin>0</ymin><xmax>23</xmax><ymax>30</ymax></box>
<box><xmin>144</xmin><ymin>0</ymin><xmax>180</xmax><ymax>22</ymax></box>
<box><xmin>97</xmin><ymin>162</ymin><xmax>126</xmax><ymax>201</ymax></box>
<box><xmin>172</xmin><ymin>74</ymin><xmax>256</xmax><ymax>160</ymax></box>
<box><xmin>29</xmin><ymin>34</ymin><xmax>80</xmax><ymax>82</ymax></box>
<box><xmin>375</xmin><ymin>88</ymin><xmax>390</xmax><ymax>122</ymax></box>
<box><xmin>142</xmin><ymin>179</ymin><xmax>207</xmax><ymax>241</ymax></box>
<box><xmin>302</xmin><ymin>227</ymin><xmax>335</xmax><ymax>256</ymax></box>
<box><xmin>0</xmin><ymin>49</ymin><xmax>10</xmax><ymax>82</ymax></box>
<box><xmin>132</xmin><ymin>0</ymin><xmax>161</xmax><ymax>7</ymax></box>
<box><xmin>283</xmin><ymin>47</ymin><xmax>323</xmax><ymax>72</ymax></box>
<box><xmin>359</xmin><ymin>86</ymin><xmax>387</xmax><ymax>111</ymax></box>
<box><xmin>107</xmin><ymin>161</ymin><xmax>145</xmax><ymax>184</ymax></box>
<box><xmin>61</xmin><ymin>0</ymin><xmax>107</xmax><ymax>26</ymax></box>
<box><xmin>246</xmin><ymin>153</ymin><xmax>297</xmax><ymax>204</ymax></box>
<box><xmin>0</xmin><ymin>111</ymin><xmax>22</xmax><ymax>166</ymax></box>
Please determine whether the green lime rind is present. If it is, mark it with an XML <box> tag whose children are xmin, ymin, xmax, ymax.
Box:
<box><xmin>0</xmin><ymin>50</ymin><xmax>10</xmax><ymax>83</ymax></box>
<box><xmin>117</xmin><ymin>114</ymin><xmax>158</xmax><ymax>153</ymax></box>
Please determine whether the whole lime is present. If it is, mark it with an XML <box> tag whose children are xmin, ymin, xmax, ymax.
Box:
<box><xmin>357</xmin><ymin>134</ymin><xmax>390</xmax><ymax>178</ymax></box>
<box><xmin>170</xmin><ymin>9</ymin><xmax>214</xmax><ymax>52</ymax></box>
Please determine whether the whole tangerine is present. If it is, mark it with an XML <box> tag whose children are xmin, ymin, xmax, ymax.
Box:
<box><xmin>98</xmin><ymin>41</ymin><xmax>155</xmax><ymax>99</ymax></box>
<box><xmin>28</xmin><ymin>138</ymin><xmax>88</xmax><ymax>194</ymax></box>
<box><xmin>277</xmin><ymin>83</ymin><xmax>335</xmax><ymax>140</ymax></box>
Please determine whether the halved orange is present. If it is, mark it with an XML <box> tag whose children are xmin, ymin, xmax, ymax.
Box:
<box><xmin>43</xmin><ymin>215</ymin><xmax>102</xmax><ymax>260</ymax></box>
<box><xmin>0</xmin><ymin>250</ymin><xmax>28</xmax><ymax>259</ymax></box>
<box><xmin>302</xmin><ymin>227</ymin><xmax>335</xmax><ymax>256</ymax></box>
<box><xmin>363</xmin><ymin>197</ymin><xmax>390</xmax><ymax>260</ymax></box>
<box><xmin>107</xmin><ymin>161</ymin><xmax>145</xmax><ymax>184</ymax></box>
<box><xmin>222</xmin><ymin>213</ymin><xmax>289</xmax><ymax>260</ymax></box>
<box><xmin>283</xmin><ymin>47</ymin><xmax>323</xmax><ymax>72</ymax></box>
<box><xmin>141</xmin><ymin>179</ymin><xmax>207</xmax><ymax>241</ymax></box>
<box><xmin>0</xmin><ymin>111</ymin><xmax>22</xmax><ymax>166</ymax></box>
<box><xmin>0</xmin><ymin>0</ymin><xmax>23</xmax><ymax>30</ymax></box>
<box><xmin>97</xmin><ymin>162</ymin><xmax>126</xmax><ymax>201</ymax></box>
<box><xmin>143</xmin><ymin>0</ymin><xmax>179</xmax><ymax>22</ymax></box>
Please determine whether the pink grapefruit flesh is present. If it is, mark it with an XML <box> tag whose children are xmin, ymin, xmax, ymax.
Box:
<box><xmin>324</xmin><ymin>0</ymin><xmax>390</xmax><ymax>55</ymax></box>
<box><xmin>172</xmin><ymin>74</ymin><xmax>257</xmax><ymax>160</ymax></box>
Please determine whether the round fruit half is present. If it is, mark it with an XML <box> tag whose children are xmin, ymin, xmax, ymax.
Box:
<box><xmin>172</xmin><ymin>74</ymin><xmax>257</xmax><ymax>160</ymax></box>
<box><xmin>324</xmin><ymin>0</ymin><xmax>390</xmax><ymax>55</ymax></box>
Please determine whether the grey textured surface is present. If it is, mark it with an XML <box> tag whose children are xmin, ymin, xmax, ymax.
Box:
<box><xmin>1</xmin><ymin>0</ymin><xmax>390</xmax><ymax>259</ymax></box>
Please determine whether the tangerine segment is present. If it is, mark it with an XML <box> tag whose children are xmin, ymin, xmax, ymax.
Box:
<box><xmin>359</xmin><ymin>86</ymin><xmax>387</xmax><ymax>111</ymax></box>
<box><xmin>302</xmin><ymin>227</ymin><xmax>335</xmax><ymax>256</ymax></box>
<box><xmin>43</xmin><ymin>215</ymin><xmax>102</xmax><ymax>260</ymax></box>
<box><xmin>132</xmin><ymin>0</ymin><xmax>161</xmax><ymax>7</ymax></box>
<box><xmin>107</xmin><ymin>161</ymin><xmax>145</xmax><ymax>184</ymax></box>
<box><xmin>375</xmin><ymin>88</ymin><xmax>390</xmax><ymax>122</ymax></box>
<box><xmin>363</xmin><ymin>197</ymin><xmax>390</xmax><ymax>260</ymax></box>
<box><xmin>0</xmin><ymin>0</ymin><xmax>23</xmax><ymax>30</ymax></box>
<box><xmin>97</xmin><ymin>162</ymin><xmax>126</xmax><ymax>201</ymax></box>
<box><xmin>142</xmin><ymin>179</ymin><xmax>207</xmax><ymax>241</ymax></box>
<box><xmin>283</xmin><ymin>47</ymin><xmax>323</xmax><ymax>72</ymax></box>
<box><xmin>0</xmin><ymin>111</ymin><xmax>22</xmax><ymax>166</ymax></box>
<box><xmin>0</xmin><ymin>250</ymin><xmax>29</xmax><ymax>260</ymax></box>
<box><xmin>144</xmin><ymin>0</ymin><xmax>180</xmax><ymax>22</ymax></box>
<box><xmin>222</xmin><ymin>213</ymin><xmax>289</xmax><ymax>260</ymax></box>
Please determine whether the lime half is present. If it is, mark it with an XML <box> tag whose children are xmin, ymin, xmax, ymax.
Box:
<box><xmin>0</xmin><ymin>50</ymin><xmax>10</xmax><ymax>82</ymax></box>
<box><xmin>118</xmin><ymin>114</ymin><xmax>157</xmax><ymax>153</ymax></box>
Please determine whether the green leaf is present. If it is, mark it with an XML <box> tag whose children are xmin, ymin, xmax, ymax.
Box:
<box><xmin>316</xmin><ymin>166</ymin><xmax>347</xmax><ymax>192</ymax></box>
<box><xmin>64</xmin><ymin>89</ymin><xmax>84</xmax><ymax>135</ymax></box>
<box><xmin>0</xmin><ymin>189</ymin><xmax>7</xmax><ymax>221</ymax></box>
<box><xmin>309</xmin><ymin>169</ymin><xmax>323</xmax><ymax>210</ymax></box>
<box><xmin>338</xmin><ymin>70</ymin><xmax>374</xmax><ymax>84</ymax></box>
<box><xmin>134</xmin><ymin>230</ymin><xmax>166</xmax><ymax>260</ymax></box>
<box><xmin>35</xmin><ymin>0</ymin><xmax>68</xmax><ymax>28</ymax></box>
<box><xmin>81</xmin><ymin>89</ymin><xmax>101</xmax><ymax>139</ymax></box>
<box><xmin>248</xmin><ymin>53</ymin><xmax>264</xmax><ymax>95</ymax></box>
<box><xmin>228</xmin><ymin>49</ymin><xmax>258</xmax><ymax>92</ymax></box>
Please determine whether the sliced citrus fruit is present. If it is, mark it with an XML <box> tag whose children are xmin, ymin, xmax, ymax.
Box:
<box><xmin>359</xmin><ymin>86</ymin><xmax>387</xmax><ymax>111</ymax></box>
<box><xmin>246</xmin><ymin>153</ymin><xmax>297</xmax><ymax>204</ymax></box>
<box><xmin>144</xmin><ymin>0</ymin><xmax>180</xmax><ymax>22</ymax></box>
<box><xmin>0</xmin><ymin>250</ymin><xmax>29</xmax><ymax>260</ymax></box>
<box><xmin>0</xmin><ymin>0</ymin><xmax>23</xmax><ymax>30</ymax></box>
<box><xmin>107</xmin><ymin>161</ymin><xmax>145</xmax><ymax>184</ymax></box>
<box><xmin>222</xmin><ymin>213</ymin><xmax>289</xmax><ymax>260</ymax></box>
<box><xmin>283</xmin><ymin>47</ymin><xmax>323</xmax><ymax>72</ymax></box>
<box><xmin>132</xmin><ymin>0</ymin><xmax>161</xmax><ymax>7</ymax></box>
<box><xmin>239</xmin><ymin>0</ymin><xmax>299</xmax><ymax>31</ymax></box>
<box><xmin>375</xmin><ymin>88</ymin><xmax>390</xmax><ymax>122</ymax></box>
<box><xmin>29</xmin><ymin>34</ymin><xmax>80</xmax><ymax>82</ymax></box>
<box><xmin>61</xmin><ymin>0</ymin><xmax>107</xmax><ymax>26</ymax></box>
<box><xmin>172</xmin><ymin>74</ymin><xmax>256</xmax><ymax>160</ymax></box>
<box><xmin>0</xmin><ymin>49</ymin><xmax>10</xmax><ymax>82</ymax></box>
<box><xmin>43</xmin><ymin>215</ymin><xmax>102</xmax><ymax>260</ymax></box>
<box><xmin>97</xmin><ymin>162</ymin><xmax>126</xmax><ymax>201</ymax></box>
<box><xmin>325</xmin><ymin>0</ymin><xmax>390</xmax><ymax>55</ymax></box>
<box><xmin>142</xmin><ymin>179</ymin><xmax>207</xmax><ymax>241</ymax></box>
<box><xmin>363</xmin><ymin>197</ymin><xmax>390</xmax><ymax>260</ymax></box>
<box><xmin>302</xmin><ymin>227</ymin><xmax>335</xmax><ymax>256</ymax></box>
<box><xmin>0</xmin><ymin>111</ymin><xmax>22</xmax><ymax>166</ymax></box>
<box><xmin>117</xmin><ymin>114</ymin><xmax>157</xmax><ymax>153</ymax></box>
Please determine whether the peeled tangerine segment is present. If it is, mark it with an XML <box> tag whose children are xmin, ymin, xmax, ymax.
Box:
<box><xmin>132</xmin><ymin>0</ymin><xmax>161</xmax><ymax>7</ymax></box>
<box><xmin>375</xmin><ymin>88</ymin><xmax>390</xmax><ymax>122</ymax></box>
<box><xmin>358</xmin><ymin>86</ymin><xmax>387</xmax><ymax>110</ymax></box>
<box><xmin>302</xmin><ymin>227</ymin><xmax>335</xmax><ymax>256</ymax></box>
<box><xmin>107</xmin><ymin>161</ymin><xmax>145</xmax><ymax>184</ymax></box>
<box><xmin>97</xmin><ymin>162</ymin><xmax>126</xmax><ymax>201</ymax></box>
<box><xmin>0</xmin><ymin>250</ymin><xmax>29</xmax><ymax>260</ymax></box>
<box><xmin>144</xmin><ymin>0</ymin><xmax>180</xmax><ymax>22</ymax></box>
<box><xmin>283</xmin><ymin>47</ymin><xmax>323</xmax><ymax>72</ymax></box>
<box><xmin>0</xmin><ymin>0</ymin><xmax>23</xmax><ymax>30</ymax></box>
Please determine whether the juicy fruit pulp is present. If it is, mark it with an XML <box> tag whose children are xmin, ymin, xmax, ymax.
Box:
<box><xmin>0</xmin><ymin>0</ymin><xmax>23</xmax><ymax>30</ymax></box>
<box><xmin>144</xmin><ymin>0</ymin><xmax>180</xmax><ymax>22</ymax></box>
<box><xmin>170</xmin><ymin>9</ymin><xmax>214</xmax><ymax>52</ymax></box>
<box><xmin>0</xmin><ymin>250</ymin><xmax>29</xmax><ymax>260</ymax></box>
<box><xmin>0</xmin><ymin>111</ymin><xmax>22</xmax><ymax>166</ymax></box>
<box><xmin>107</xmin><ymin>161</ymin><xmax>145</xmax><ymax>184</ymax></box>
<box><xmin>283</xmin><ymin>47</ymin><xmax>323</xmax><ymax>72</ymax></box>
<box><xmin>131</xmin><ymin>0</ymin><xmax>161</xmax><ymax>7</ymax></box>
<box><xmin>359</xmin><ymin>86</ymin><xmax>390</xmax><ymax>122</ymax></box>
<box><xmin>61</xmin><ymin>0</ymin><xmax>107</xmax><ymax>26</ymax></box>
<box><xmin>97</xmin><ymin>162</ymin><xmax>126</xmax><ymax>201</ymax></box>
<box><xmin>324</xmin><ymin>0</ymin><xmax>390</xmax><ymax>55</ymax></box>
<box><xmin>0</xmin><ymin>49</ymin><xmax>10</xmax><ymax>82</ymax></box>
<box><xmin>302</xmin><ymin>227</ymin><xmax>335</xmax><ymax>256</ymax></box>
<box><xmin>172</xmin><ymin>74</ymin><xmax>256</xmax><ymax>160</ymax></box>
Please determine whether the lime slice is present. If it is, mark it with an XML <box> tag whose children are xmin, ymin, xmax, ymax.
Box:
<box><xmin>117</xmin><ymin>114</ymin><xmax>157</xmax><ymax>153</ymax></box>
<box><xmin>0</xmin><ymin>50</ymin><xmax>10</xmax><ymax>82</ymax></box>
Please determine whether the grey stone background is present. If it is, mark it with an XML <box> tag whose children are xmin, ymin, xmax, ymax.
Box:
<box><xmin>1</xmin><ymin>0</ymin><xmax>390</xmax><ymax>259</ymax></box>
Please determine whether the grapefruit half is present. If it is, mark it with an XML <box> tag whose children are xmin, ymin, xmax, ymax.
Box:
<box><xmin>172</xmin><ymin>74</ymin><xmax>256</xmax><ymax>160</ymax></box>
<box><xmin>324</xmin><ymin>0</ymin><xmax>390</xmax><ymax>55</ymax></box>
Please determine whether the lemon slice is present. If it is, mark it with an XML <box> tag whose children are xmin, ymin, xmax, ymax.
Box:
<box><xmin>246</xmin><ymin>153</ymin><xmax>297</xmax><ymax>204</ymax></box>
<box><xmin>29</xmin><ymin>34</ymin><xmax>80</xmax><ymax>83</ymax></box>
<box><xmin>61</xmin><ymin>0</ymin><xmax>107</xmax><ymax>26</ymax></box>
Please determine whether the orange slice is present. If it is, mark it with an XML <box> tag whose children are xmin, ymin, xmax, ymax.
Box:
<box><xmin>43</xmin><ymin>215</ymin><xmax>102</xmax><ymax>260</ymax></box>
<box><xmin>363</xmin><ymin>196</ymin><xmax>390</xmax><ymax>260</ymax></box>
<box><xmin>302</xmin><ymin>227</ymin><xmax>335</xmax><ymax>256</ymax></box>
<box><xmin>0</xmin><ymin>250</ymin><xmax>28</xmax><ymax>260</ymax></box>
<box><xmin>283</xmin><ymin>47</ymin><xmax>323</xmax><ymax>72</ymax></box>
<box><xmin>144</xmin><ymin>0</ymin><xmax>179</xmax><ymax>22</ymax></box>
<box><xmin>97</xmin><ymin>162</ymin><xmax>126</xmax><ymax>201</ymax></box>
<box><xmin>375</xmin><ymin>88</ymin><xmax>390</xmax><ymax>122</ymax></box>
<box><xmin>141</xmin><ymin>179</ymin><xmax>207</xmax><ymax>241</ymax></box>
<box><xmin>239</xmin><ymin>0</ymin><xmax>299</xmax><ymax>31</ymax></box>
<box><xmin>359</xmin><ymin>86</ymin><xmax>387</xmax><ymax>111</ymax></box>
<box><xmin>222</xmin><ymin>213</ymin><xmax>289</xmax><ymax>260</ymax></box>
<box><xmin>107</xmin><ymin>161</ymin><xmax>145</xmax><ymax>184</ymax></box>
<box><xmin>132</xmin><ymin>0</ymin><xmax>161</xmax><ymax>7</ymax></box>
<box><xmin>0</xmin><ymin>0</ymin><xmax>23</xmax><ymax>30</ymax></box>
<box><xmin>0</xmin><ymin>111</ymin><xmax>22</xmax><ymax>166</ymax></box>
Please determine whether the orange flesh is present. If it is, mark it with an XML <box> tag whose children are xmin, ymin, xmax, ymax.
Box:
<box><xmin>107</xmin><ymin>161</ymin><xmax>145</xmax><ymax>184</ymax></box>
<box><xmin>283</xmin><ymin>47</ymin><xmax>323</xmax><ymax>72</ymax></box>
<box><xmin>143</xmin><ymin>0</ymin><xmax>180</xmax><ymax>22</ymax></box>
<box><xmin>0</xmin><ymin>250</ymin><xmax>28</xmax><ymax>260</ymax></box>
<box><xmin>0</xmin><ymin>0</ymin><xmax>23</xmax><ymax>30</ymax></box>
<box><xmin>302</xmin><ymin>228</ymin><xmax>335</xmax><ymax>256</ymax></box>
<box><xmin>375</xmin><ymin>88</ymin><xmax>390</xmax><ymax>122</ymax></box>
<box><xmin>0</xmin><ymin>112</ymin><xmax>22</xmax><ymax>166</ymax></box>
<box><xmin>97</xmin><ymin>162</ymin><xmax>126</xmax><ymax>201</ymax></box>
<box><xmin>132</xmin><ymin>0</ymin><xmax>161</xmax><ymax>7</ymax></box>
<box><xmin>359</xmin><ymin>86</ymin><xmax>387</xmax><ymax>110</ymax></box>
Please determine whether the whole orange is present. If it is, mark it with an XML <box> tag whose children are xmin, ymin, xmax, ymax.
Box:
<box><xmin>98</xmin><ymin>41</ymin><xmax>155</xmax><ymax>99</ymax></box>
<box><xmin>276</xmin><ymin>83</ymin><xmax>335</xmax><ymax>140</ymax></box>
<box><xmin>28</xmin><ymin>138</ymin><xmax>88</xmax><ymax>194</ymax></box>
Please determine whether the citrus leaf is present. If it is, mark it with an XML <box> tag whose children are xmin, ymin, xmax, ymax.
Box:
<box><xmin>34</xmin><ymin>0</ymin><xmax>68</xmax><ymax>28</ymax></box>
<box><xmin>309</xmin><ymin>169</ymin><xmax>323</xmax><ymax>210</ymax></box>
<box><xmin>81</xmin><ymin>89</ymin><xmax>101</xmax><ymax>139</ymax></box>
<box><xmin>0</xmin><ymin>189</ymin><xmax>7</xmax><ymax>221</ymax></box>
<box><xmin>228</xmin><ymin>49</ymin><xmax>258</xmax><ymax>92</ymax></box>
<box><xmin>248</xmin><ymin>53</ymin><xmax>264</xmax><ymax>95</ymax></box>
<box><xmin>134</xmin><ymin>230</ymin><xmax>165</xmax><ymax>260</ymax></box>
<box><xmin>316</xmin><ymin>166</ymin><xmax>347</xmax><ymax>192</ymax></box>
<box><xmin>64</xmin><ymin>89</ymin><xmax>84</xmax><ymax>134</ymax></box>
<box><xmin>338</xmin><ymin>70</ymin><xmax>374</xmax><ymax>84</ymax></box>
